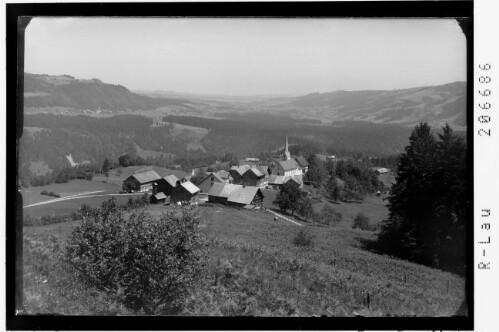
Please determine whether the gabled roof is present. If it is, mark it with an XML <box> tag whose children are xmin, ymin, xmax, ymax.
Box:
<box><xmin>208</xmin><ymin>172</ymin><xmax>225</xmax><ymax>183</ymax></box>
<box><xmin>278</xmin><ymin>159</ymin><xmax>300</xmax><ymax>172</ymax></box>
<box><xmin>269</xmin><ymin>175</ymin><xmax>287</xmax><ymax>185</ymax></box>
<box><xmin>257</xmin><ymin>165</ymin><xmax>269</xmax><ymax>175</ymax></box>
<box><xmin>229</xmin><ymin>165</ymin><xmax>251</xmax><ymax>176</ymax></box>
<box><xmin>208</xmin><ymin>182</ymin><xmax>240</xmax><ymax>198</ymax></box>
<box><xmin>216</xmin><ymin>170</ymin><xmax>230</xmax><ymax>179</ymax></box>
<box><xmin>244</xmin><ymin>167</ymin><xmax>264</xmax><ymax>178</ymax></box>
<box><xmin>164</xmin><ymin>174</ymin><xmax>179</xmax><ymax>187</ymax></box>
<box><xmin>269</xmin><ymin>174</ymin><xmax>303</xmax><ymax>186</ymax></box>
<box><xmin>227</xmin><ymin>186</ymin><xmax>262</xmax><ymax>205</ymax></box>
<box><xmin>176</xmin><ymin>181</ymin><xmax>200</xmax><ymax>195</ymax></box>
<box><xmin>130</xmin><ymin>170</ymin><xmax>162</xmax><ymax>184</ymax></box>
<box><xmin>289</xmin><ymin>174</ymin><xmax>304</xmax><ymax>185</ymax></box>
<box><xmin>295</xmin><ymin>156</ymin><xmax>309</xmax><ymax>168</ymax></box>
<box><xmin>153</xmin><ymin>192</ymin><xmax>167</xmax><ymax>200</ymax></box>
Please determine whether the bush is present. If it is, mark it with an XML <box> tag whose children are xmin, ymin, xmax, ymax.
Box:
<box><xmin>24</xmin><ymin>214</ymin><xmax>70</xmax><ymax>227</ymax></box>
<box><xmin>40</xmin><ymin>190</ymin><xmax>60</xmax><ymax>198</ymax></box>
<box><xmin>293</xmin><ymin>229</ymin><xmax>314</xmax><ymax>247</ymax></box>
<box><xmin>319</xmin><ymin>205</ymin><xmax>342</xmax><ymax>226</ymax></box>
<box><xmin>352</xmin><ymin>213</ymin><xmax>373</xmax><ymax>231</ymax></box>
<box><xmin>66</xmin><ymin>201</ymin><xmax>205</xmax><ymax>315</ymax></box>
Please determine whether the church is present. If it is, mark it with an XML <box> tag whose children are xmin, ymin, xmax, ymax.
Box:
<box><xmin>272</xmin><ymin>136</ymin><xmax>308</xmax><ymax>177</ymax></box>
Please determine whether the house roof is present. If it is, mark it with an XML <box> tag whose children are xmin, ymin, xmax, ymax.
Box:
<box><xmin>177</xmin><ymin>181</ymin><xmax>200</xmax><ymax>195</ymax></box>
<box><xmin>295</xmin><ymin>156</ymin><xmax>309</xmax><ymax>168</ymax></box>
<box><xmin>164</xmin><ymin>174</ymin><xmax>179</xmax><ymax>187</ymax></box>
<box><xmin>209</xmin><ymin>172</ymin><xmax>225</xmax><ymax>183</ymax></box>
<box><xmin>245</xmin><ymin>167</ymin><xmax>264</xmax><ymax>178</ymax></box>
<box><xmin>153</xmin><ymin>192</ymin><xmax>167</xmax><ymax>200</ymax></box>
<box><xmin>208</xmin><ymin>182</ymin><xmax>240</xmax><ymax>198</ymax></box>
<box><xmin>269</xmin><ymin>175</ymin><xmax>287</xmax><ymax>185</ymax></box>
<box><xmin>131</xmin><ymin>170</ymin><xmax>162</xmax><ymax>184</ymax></box>
<box><xmin>290</xmin><ymin>174</ymin><xmax>304</xmax><ymax>185</ymax></box>
<box><xmin>269</xmin><ymin>174</ymin><xmax>303</xmax><ymax>186</ymax></box>
<box><xmin>230</xmin><ymin>165</ymin><xmax>251</xmax><ymax>176</ymax></box>
<box><xmin>216</xmin><ymin>170</ymin><xmax>230</xmax><ymax>179</ymax></box>
<box><xmin>256</xmin><ymin>165</ymin><xmax>269</xmax><ymax>175</ymax></box>
<box><xmin>227</xmin><ymin>186</ymin><xmax>262</xmax><ymax>205</ymax></box>
<box><xmin>278</xmin><ymin>159</ymin><xmax>300</xmax><ymax>172</ymax></box>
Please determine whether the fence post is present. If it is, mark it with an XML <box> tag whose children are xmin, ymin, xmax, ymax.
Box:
<box><xmin>366</xmin><ymin>291</ymin><xmax>371</xmax><ymax>310</ymax></box>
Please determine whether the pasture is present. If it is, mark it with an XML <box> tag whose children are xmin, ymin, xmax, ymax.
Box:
<box><xmin>22</xmin><ymin>191</ymin><xmax>465</xmax><ymax>316</ymax></box>
<box><xmin>20</xmin><ymin>179</ymin><xmax>119</xmax><ymax>206</ymax></box>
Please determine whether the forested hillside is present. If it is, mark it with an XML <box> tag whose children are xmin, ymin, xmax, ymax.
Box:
<box><xmin>20</xmin><ymin>114</ymin><xmax>192</xmax><ymax>172</ymax></box>
<box><xmin>245</xmin><ymin>82</ymin><xmax>467</xmax><ymax>129</ymax></box>
<box><xmin>24</xmin><ymin>73</ymin><xmax>190</xmax><ymax>111</ymax></box>
<box><xmin>163</xmin><ymin>114</ymin><xmax>414</xmax><ymax>157</ymax></box>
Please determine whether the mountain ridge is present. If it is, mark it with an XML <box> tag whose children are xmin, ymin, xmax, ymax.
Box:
<box><xmin>24</xmin><ymin>72</ymin><xmax>466</xmax><ymax>129</ymax></box>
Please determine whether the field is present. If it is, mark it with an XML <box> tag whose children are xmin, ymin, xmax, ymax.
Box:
<box><xmin>20</xmin><ymin>179</ymin><xmax>119</xmax><ymax>206</ymax></box>
<box><xmin>22</xmin><ymin>184</ymin><xmax>465</xmax><ymax>316</ymax></box>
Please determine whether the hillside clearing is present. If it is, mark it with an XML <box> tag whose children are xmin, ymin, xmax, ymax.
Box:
<box><xmin>23</xmin><ymin>199</ymin><xmax>464</xmax><ymax>316</ymax></box>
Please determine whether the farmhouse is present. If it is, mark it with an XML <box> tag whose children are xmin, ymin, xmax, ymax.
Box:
<box><xmin>153</xmin><ymin>174</ymin><xmax>179</xmax><ymax>196</ymax></box>
<box><xmin>170</xmin><ymin>180</ymin><xmax>201</xmax><ymax>205</ymax></box>
<box><xmin>208</xmin><ymin>183</ymin><xmax>264</xmax><ymax>207</ymax></box>
<box><xmin>268</xmin><ymin>174</ymin><xmax>304</xmax><ymax>189</ymax></box>
<box><xmin>196</xmin><ymin>172</ymin><xmax>227</xmax><ymax>193</ymax></box>
<box><xmin>241</xmin><ymin>167</ymin><xmax>268</xmax><ymax>187</ymax></box>
<box><xmin>229</xmin><ymin>165</ymin><xmax>251</xmax><ymax>184</ymax></box>
<box><xmin>373</xmin><ymin>167</ymin><xmax>390</xmax><ymax>174</ymax></box>
<box><xmin>122</xmin><ymin>169</ymin><xmax>162</xmax><ymax>192</ymax></box>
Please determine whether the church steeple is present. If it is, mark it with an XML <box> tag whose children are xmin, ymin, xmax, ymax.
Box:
<box><xmin>284</xmin><ymin>136</ymin><xmax>291</xmax><ymax>160</ymax></box>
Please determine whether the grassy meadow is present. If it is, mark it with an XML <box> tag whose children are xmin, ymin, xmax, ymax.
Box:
<box><xmin>22</xmin><ymin>187</ymin><xmax>465</xmax><ymax>316</ymax></box>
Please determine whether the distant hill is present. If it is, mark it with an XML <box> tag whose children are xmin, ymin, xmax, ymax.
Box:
<box><xmin>24</xmin><ymin>73</ymin><xmax>191</xmax><ymax>112</ymax></box>
<box><xmin>247</xmin><ymin>82</ymin><xmax>467</xmax><ymax>129</ymax></box>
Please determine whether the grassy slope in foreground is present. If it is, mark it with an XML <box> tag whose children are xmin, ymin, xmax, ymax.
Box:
<box><xmin>24</xmin><ymin>201</ymin><xmax>465</xmax><ymax>316</ymax></box>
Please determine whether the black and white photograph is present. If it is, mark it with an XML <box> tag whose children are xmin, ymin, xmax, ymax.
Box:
<box><xmin>7</xmin><ymin>2</ymin><xmax>475</xmax><ymax>329</ymax></box>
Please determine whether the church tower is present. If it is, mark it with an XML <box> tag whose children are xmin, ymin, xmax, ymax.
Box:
<box><xmin>284</xmin><ymin>136</ymin><xmax>291</xmax><ymax>161</ymax></box>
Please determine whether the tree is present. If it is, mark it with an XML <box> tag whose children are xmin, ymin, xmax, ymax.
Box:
<box><xmin>305</xmin><ymin>155</ymin><xmax>327</xmax><ymax>187</ymax></box>
<box><xmin>273</xmin><ymin>181</ymin><xmax>302</xmax><ymax>216</ymax></box>
<box><xmin>332</xmin><ymin>187</ymin><xmax>340</xmax><ymax>203</ymax></box>
<box><xmin>325</xmin><ymin>176</ymin><xmax>340</xmax><ymax>202</ymax></box>
<box><xmin>102</xmin><ymin>158</ymin><xmax>110</xmax><ymax>182</ymax></box>
<box><xmin>297</xmin><ymin>196</ymin><xmax>314</xmax><ymax>222</ymax></box>
<box><xmin>378</xmin><ymin>123</ymin><xmax>467</xmax><ymax>273</ymax></box>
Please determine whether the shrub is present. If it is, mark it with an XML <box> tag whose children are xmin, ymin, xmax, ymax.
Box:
<box><xmin>24</xmin><ymin>214</ymin><xmax>70</xmax><ymax>227</ymax></box>
<box><xmin>66</xmin><ymin>201</ymin><xmax>205</xmax><ymax>315</ymax></box>
<box><xmin>40</xmin><ymin>190</ymin><xmax>60</xmax><ymax>198</ymax></box>
<box><xmin>293</xmin><ymin>229</ymin><xmax>314</xmax><ymax>247</ymax></box>
<box><xmin>352</xmin><ymin>213</ymin><xmax>373</xmax><ymax>230</ymax></box>
<box><xmin>320</xmin><ymin>205</ymin><xmax>342</xmax><ymax>226</ymax></box>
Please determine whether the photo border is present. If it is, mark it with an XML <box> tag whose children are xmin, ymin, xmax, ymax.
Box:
<box><xmin>6</xmin><ymin>1</ymin><xmax>474</xmax><ymax>330</ymax></box>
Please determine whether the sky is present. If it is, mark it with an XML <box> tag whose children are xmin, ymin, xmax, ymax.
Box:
<box><xmin>25</xmin><ymin>18</ymin><xmax>467</xmax><ymax>96</ymax></box>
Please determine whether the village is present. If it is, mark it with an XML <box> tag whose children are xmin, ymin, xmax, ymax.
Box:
<box><xmin>123</xmin><ymin>137</ymin><xmax>315</xmax><ymax>209</ymax></box>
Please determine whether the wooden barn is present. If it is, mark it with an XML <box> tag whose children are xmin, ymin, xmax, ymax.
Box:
<box><xmin>122</xmin><ymin>170</ymin><xmax>162</xmax><ymax>193</ymax></box>
<box><xmin>196</xmin><ymin>172</ymin><xmax>226</xmax><ymax>193</ymax></box>
<box><xmin>154</xmin><ymin>174</ymin><xmax>179</xmax><ymax>196</ymax></box>
<box><xmin>208</xmin><ymin>183</ymin><xmax>264</xmax><ymax>207</ymax></box>
<box><xmin>241</xmin><ymin>167</ymin><xmax>267</xmax><ymax>187</ymax></box>
<box><xmin>170</xmin><ymin>181</ymin><xmax>201</xmax><ymax>205</ymax></box>
<box><xmin>268</xmin><ymin>174</ymin><xmax>304</xmax><ymax>190</ymax></box>
<box><xmin>228</xmin><ymin>165</ymin><xmax>251</xmax><ymax>185</ymax></box>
